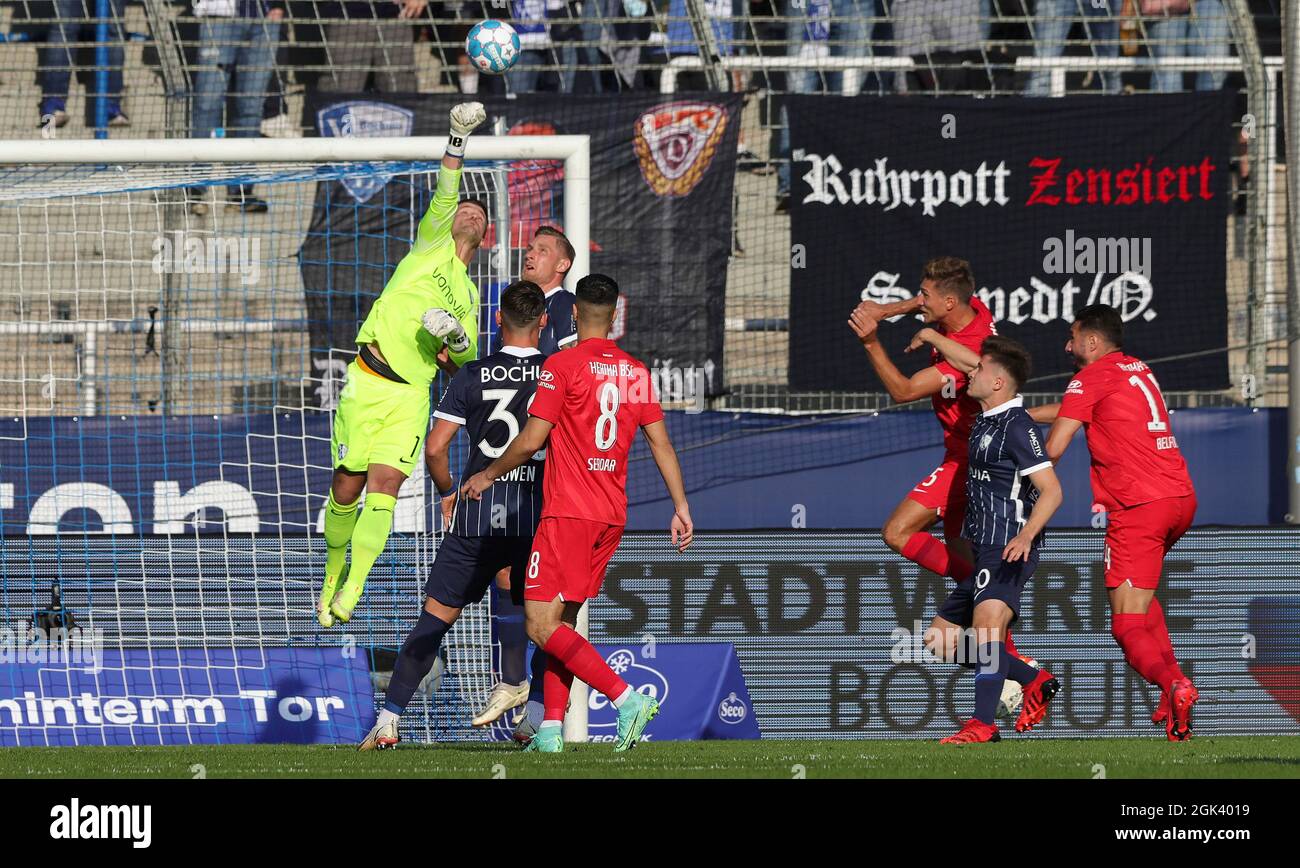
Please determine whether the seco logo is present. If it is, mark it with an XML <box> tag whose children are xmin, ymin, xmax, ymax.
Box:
<box><xmin>717</xmin><ymin>691</ymin><xmax>747</xmax><ymax>725</ymax></box>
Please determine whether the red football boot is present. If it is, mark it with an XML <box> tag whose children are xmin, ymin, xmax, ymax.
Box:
<box><xmin>1152</xmin><ymin>689</ymin><xmax>1170</xmax><ymax>727</ymax></box>
<box><xmin>1015</xmin><ymin>670</ymin><xmax>1061</xmax><ymax>733</ymax></box>
<box><xmin>1169</xmin><ymin>677</ymin><xmax>1199</xmax><ymax>741</ymax></box>
<box><xmin>941</xmin><ymin>718</ymin><xmax>1001</xmax><ymax>744</ymax></box>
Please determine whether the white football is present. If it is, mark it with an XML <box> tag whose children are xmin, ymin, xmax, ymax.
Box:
<box><xmin>465</xmin><ymin>20</ymin><xmax>521</xmax><ymax>75</ymax></box>
<box><xmin>996</xmin><ymin>657</ymin><xmax>1039</xmax><ymax>720</ymax></box>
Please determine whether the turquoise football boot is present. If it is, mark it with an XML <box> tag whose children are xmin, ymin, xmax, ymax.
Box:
<box><xmin>614</xmin><ymin>692</ymin><xmax>659</xmax><ymax>752</ymax></box>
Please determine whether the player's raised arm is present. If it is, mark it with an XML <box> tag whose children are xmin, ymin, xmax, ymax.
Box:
<box><xmin>412</xmin><ymin>102</ymin><xmax>487</xmax><ymax>256</ymax></box>
<box><xmin>460</xmin><ymin>416</ymin><xmax>553</xmax><ymax>500</ymax></box>
<box><xmin>1029</xmin><ymin>403</ymin><xmax>1059</xmax><ymax>424</ymax></box>
<box><xmin>852</xmin><ymin>294</ymin><xmax>925</xmax><ymax>323</ymax></box>
<box><xmin>1045</xmin><ymin>416</ymin><xmax>1082</xmax><ymax>462</ymax></box>
<box><xmin>907</xmin><ymin>326</ymin><xmax>980</xmax><ymax>374</ymax></box>
<box><xmin>642</xmin><ymin>419</ymin><xmax>694</xmax><ymax>552</ymax></box>
<box><xmin>442</xmin><ymin>101</ymin><xmax>484</xmax><ymax>173</ymax></box>
<box><xmin>1047</xmin><ymin>374</ymin><xmax>1098</xmax><ymax>460</ymax></box>
<box><xmin>849</xmin><ymin>306</ymin><xmax>947</xmax><ymax>404</ymax></box>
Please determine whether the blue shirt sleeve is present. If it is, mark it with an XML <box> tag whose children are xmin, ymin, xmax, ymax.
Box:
<box><xmin>541</xmin><ymin>291</ymin><xmax>578</xmax><ymax>355</ymax></box>
<box><xmin>1006</xmin><ymin>415</ymin><xmax>1052</xmax><ymax>475</ymax></box>
<box><xmin>433</xmin><ymin>366</ymin><xmax>472</xmax><ymax>425</ymax></box>
<box><xmin>552</xmin><ymin>292</ymin><xmax>577</xmax><ymax>347</ymax></box>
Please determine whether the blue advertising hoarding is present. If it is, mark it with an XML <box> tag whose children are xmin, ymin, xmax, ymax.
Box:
<box><xmin>585</xmin><ymin>643</ymin><xmax>759</xmax><ymax>742</ymax></box>
<box><xmin>0</xmin><ymin>408</ymin><xmax>1286</xmax><ymax>535</ymax></box>
<box><xmin>0</xmin><ymin>646</ymin><xmax>374</xmax><ymax>746</ymax></box>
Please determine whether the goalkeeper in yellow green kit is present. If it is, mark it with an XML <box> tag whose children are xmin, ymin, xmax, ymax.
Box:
<box><xmin>319</xmin><ymin>102</ymin><xmax>489</xmax><ymax>628</ymax></box>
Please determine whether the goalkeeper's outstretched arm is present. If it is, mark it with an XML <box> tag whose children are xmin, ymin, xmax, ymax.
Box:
<box><xmin>412</xmin><ymin>102</ymin><xmax>487</xmax><ymax>256</ymax></box>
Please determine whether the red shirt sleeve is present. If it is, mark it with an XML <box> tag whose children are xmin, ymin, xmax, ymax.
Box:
<box><xmin>1059</xmin><ymin>367</ymin><xmax>1102</xmax><ymax>423</ymax></box>
<box><xmin>931</xmin><ymin>348</ymin><xmax>968</xmax><ymax>392</ymax></box>
<box><xmin>933</xmin><ymin>357</ymin><xmax>968</xmax><ymax>392</ymax></box>
<box><xmin>637</xmin><ymin>364</ymin><xmax>665</xmax><ymax>426</ymax></box>
<box><xmin>529</xmin><ymin>355</ymin><xmax>568</xmax><ymax>424</ymax></box>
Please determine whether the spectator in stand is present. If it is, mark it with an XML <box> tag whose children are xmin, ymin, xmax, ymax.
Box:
<box><xmin>313</xmin><ymin>0</ymin><xmax>427</xmax><ymax>92</ymax></box>
<box><xmin>744</xmin><ymin>0</ymin><xmax>795</xmax><ymax>177</ymax></box>
<box><xmin>773</xmin><ymin>0</ymin><xmax>877</xmax><ymax>210</ymax></box>
<box><xmin>828</xmin><ymin>0</ymin><xmax>874</xmax><ymax>95</ymax></box>
<box><xmin>260</xmin><ymin>21</ymin><xmax>295</xmax><ymax>136</ymax></box>
<box><xmin>425</xmin><ymin>2</ymin><xmax>479</xmax><ymax>94</ymax></box>
<box><xmin>189</xmin><ymin>0</ymin><xmax>286</xmax><ymax>214</ymax></box>
<box><xmin>36</xmin><ymin>0</ymin><xmax>130</xmax><ymax>130</ymax></box>
<box><xmin>505</xmin><ymin>0</ymin><xmax>561</xmax><ymax>93</ymax></box>
<box><xmin>889</xmin><ymin>0</ymin><xmax>989</xmax><ymax>93</ymax></box>
<box><xmin>653</xmin><ymin>0</ymin><xmax>743</xmax><ymax>91</ymax></box>
<box><xmin>552</xmin><ymin>0</ymin><xmax>599</xmax><ymax>93</ymax></box>
<box><xmin>1026</xmin><ymin>0</ymin><xmax>1121</xmax><ymax>96</ymax></box>
<box><xmin>775</xmin><ymin>0</ymin><xmax>832</xmax><ymax>212</ymax></box>
<box><xmin>552</xmin><ymin>0</ymin><xmax>653</xmax><ymax>92</ymax></box>
<box><xmin>1144</xmin><ymin>0</ymin><xmax>1228</xmax><ymax>92</ymax></box>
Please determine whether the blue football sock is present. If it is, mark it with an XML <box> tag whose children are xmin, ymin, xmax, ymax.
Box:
<box><xmin>528</xmin><ymin>645</ymin><xmax>549</xmax><ymax>704</ymax></box>
<box><xmin>954</xmin><ymin>628</ymin><xmax>979</xmax><ymax>670</ymax></box>
<box><xmin>1007</xmin><ymin>655</ymin><xmax>1040</xmax><ymax>686</ymax></box>
<box><xmin>973</xmin><ymin>641</ymin><xmax>1011</xmax><ymax>725</ymax></box>
<box><xmin>385</xmin><ymin>609</ymin><xmax>452</xmax><ymax>714</ymax></box>
<box><xmin>495</xmin><ymin>584</ymin><xmax>528</xmax><ymax>685</ymax></box>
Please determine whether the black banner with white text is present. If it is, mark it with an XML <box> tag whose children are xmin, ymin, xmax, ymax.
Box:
<box><xmin>787</xmin><ymin>93</ymin><xmax>1235</xmax><ymax>392</ymax></box>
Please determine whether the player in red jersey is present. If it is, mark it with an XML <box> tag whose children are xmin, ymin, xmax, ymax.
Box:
<box><xmin>1031</xmin><ymin>304</ymin><xmax>1199</xmax><ymax>740</ymax></box>
<box><xmin>460</xmin><ymin>273</ymin><xmax>693</xmax><ymax>753</ymax></box>
<box><xmin>850</xmin><ymin>257</ymin><xmax>1026</xmax><ymax>661</ymax></box>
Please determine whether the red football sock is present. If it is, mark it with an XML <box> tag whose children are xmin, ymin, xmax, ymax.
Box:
<box><xmin>544</xmin><ymin>624</ymin><xmax>629</xmax><ymax>703</ymax></box>
<box><xmin>946</xmin><ymin>547</ymin><xmax>974</xmax><ymax>583</ymax></box>
<box><xmin>1144</xmin><ymin>597</ymin><xmax>1185</xmax><ymax>681</ymax></box>
<box><xmin>1112</xmin><ymin>613</ymin><xmax>1175</xmax><ymax>688</ymax></box>
<box><xmin>902</xmin><ymin>532</ymin><xmax>971</xmax><ymax>581</ymax></box>
<box><xmin>543</xmin><ymin>655</ymin><xmax>574</xmax><ymax>723</ymax></box>
<box><xmin>1004</xmin><ymin>630</ymin><xmax>1018</xmax><ymax>659</ymax></box>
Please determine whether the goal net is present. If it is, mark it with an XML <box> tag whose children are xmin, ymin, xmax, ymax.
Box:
<box><xmin>0</xmin><ymin>135</ymin><xmax>590</xmax><ymax>746</ymax></box>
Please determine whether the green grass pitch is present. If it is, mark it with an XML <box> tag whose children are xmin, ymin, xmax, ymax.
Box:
<box><xmin>2</xmin><ymin>736</ymin><xmax>1299</xmax><ymax>779</ymax></box>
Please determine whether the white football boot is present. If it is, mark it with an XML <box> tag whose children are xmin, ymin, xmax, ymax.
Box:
<box><xmin>471</xmin><ymin>680</ymin><xmax>529</xmax><ymax>727</ymax></box>
<box><xmin>357</xmin><ymin>719</ymin><xmax>400</xmax><ymax>751</ymax></box>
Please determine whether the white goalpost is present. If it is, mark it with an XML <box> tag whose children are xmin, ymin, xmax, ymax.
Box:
<box><xmin>0</xmin><ymin>134</ymin><xmax>591</xmax><ymax>746</ymax></box>
<box><xmin>0</xmin><ymin>135</ymin><xmax>590</xmax><ymax>284</ymax></box>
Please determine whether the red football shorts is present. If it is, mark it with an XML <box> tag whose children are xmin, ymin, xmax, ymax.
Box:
<box><xmin>907</xmin><ymin>456</ymin><xmax>968</xmax><ymax>542</ymax></box>
<box><xmin>1103</xmin><ymin>493</ymin><xmax>1198</xmax><ymax>590</ymax></box>
<box><xmin>524</xmin><ymin>516</ymin><xmax>625</xmax><ymax>603</ymax></box>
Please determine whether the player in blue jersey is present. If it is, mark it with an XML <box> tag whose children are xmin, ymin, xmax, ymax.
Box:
<box><xmin>527</xmin><ymin>226</ymin><xmax>579</xmax><ymax>356</ymax></box>
<box><xmin>359</xmin><ymin>281</ymin><xmax>548</xmax><ymax>750</ymax></box>
<box><xmin>473</xmin><ymin>226</ymin><xmax>581</xmax><ymax>739</ymax></box>
<box><xmin>911</xmin><ymin>332</ymin><xmax>1065</xmax><ymax>744</ymax></box>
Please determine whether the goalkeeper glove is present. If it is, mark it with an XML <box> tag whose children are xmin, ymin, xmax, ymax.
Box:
<box><xmin>422</xmin><ymin>308</ymin><xmax>470</xmax><ymax>355</ymax></box>
<box><xmin>447</xmin><ymin>102</ymin><xmax>486</xmax><ymax>160</ymax></box>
